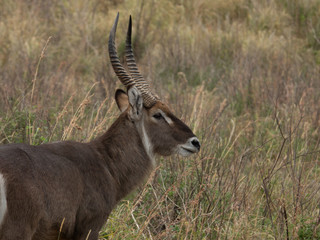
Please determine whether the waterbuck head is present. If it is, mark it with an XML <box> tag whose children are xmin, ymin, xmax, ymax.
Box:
<box><xmin>109</xmin><ymin>13</ymin><xmax>200</xmax><ymax>160</ymax></box>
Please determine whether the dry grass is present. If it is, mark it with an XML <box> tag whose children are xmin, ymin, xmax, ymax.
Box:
<box><xmin>1</xmin><ymin>0</ymin><xmax>320</xmax><ymax>239</ymax></box>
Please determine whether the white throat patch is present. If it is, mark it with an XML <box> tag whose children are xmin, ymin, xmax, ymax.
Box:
<box><xmin>0</xmin><ymin>173</ymin><xmax>7</xmax><ymax>227</ymax></box>
<box><xmin>139</xmin><ymin>120</ymin><xmax>155</xmax><ymax>167</ymax></box>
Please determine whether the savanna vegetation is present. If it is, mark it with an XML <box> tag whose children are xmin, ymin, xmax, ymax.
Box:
<box><xmin>1</xmin><ymin>0</ymin><xmax>320</xmax><ymax>239</ymax></box>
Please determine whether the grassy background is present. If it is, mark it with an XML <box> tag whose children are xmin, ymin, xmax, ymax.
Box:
<box><xmin>1</xmin><ymin>0</ymin><xmax>320</xmax><ymax>239</ymax></box>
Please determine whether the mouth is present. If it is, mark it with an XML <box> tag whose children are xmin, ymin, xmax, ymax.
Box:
<box><xmin>181</xmin><ymin>147</ymin><xmax>197</xmax><ymax>154</ymax></box>
<box><xmin>177</xmin><ymin>137</ymin><xmax>200</xmax><ymax>157</ymax></box>
<box><xmin>178</xmin><ymin>145</ymin><xmax>199</xmax><ymax>157</ymax></box>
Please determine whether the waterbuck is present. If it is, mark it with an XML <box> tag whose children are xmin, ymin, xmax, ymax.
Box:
<box><xmin>0</xmin><ymin>13</ymin><xmax>200</xmax><ymax>240</ymax></box>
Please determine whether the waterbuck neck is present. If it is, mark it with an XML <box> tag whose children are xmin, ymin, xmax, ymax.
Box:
<box><xmin>92</xmin><ymin>114</ymin><xmax>153</xmax><ymax>201</ymax></box>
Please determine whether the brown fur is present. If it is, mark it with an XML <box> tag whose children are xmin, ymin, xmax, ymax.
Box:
<box><xmin>0</xmin><ymin>89</ymin><xmax>199</xmax><ymax>240</ymax></box>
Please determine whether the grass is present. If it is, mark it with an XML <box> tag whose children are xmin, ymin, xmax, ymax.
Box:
<box><xmin>1</xmin><ymin>0</ymin><xmax>320</xmax><ymax>239</ymax></box>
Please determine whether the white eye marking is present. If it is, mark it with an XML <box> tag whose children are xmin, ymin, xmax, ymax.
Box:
<box><xmin>0</xmin><ymin>173</ymin><xmax>7</xmax><ymax>227</ymax></box>
<box><xmin>157</xmin><ymin>110</ymin><xmax>173</xmax><ymax>125</ymax></box>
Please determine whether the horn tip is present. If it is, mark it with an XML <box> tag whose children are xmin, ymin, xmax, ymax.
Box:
<box><xmin>113</xmin><ymin>12</ymin><xmax>120</xmax><ymax>30</ymax></box>
<box><xmin>129</xmin><ymin>15</ymin><xmax>132</xmax><ymax>29</ymax></box>
<box><xmin>109</xmin><ymin>13</ymin><xmax>120</xmax><ymax>41</ymax></box>
<box><xmin>127</xmin><ymin>15</ymin><xmax>132</xmax><ymax>42</ymax></box>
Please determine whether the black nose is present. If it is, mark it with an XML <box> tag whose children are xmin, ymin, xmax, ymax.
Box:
<box><xmin>191</xmin><ymin>138</ymin><xmax>200</xmax><ymax>151</ymax></box>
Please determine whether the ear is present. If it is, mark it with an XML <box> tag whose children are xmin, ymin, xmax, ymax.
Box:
<box><xmin>128</xmin><ymin>87</ymin><xmax>143</xmax><ymax>121</ymax></box>
<box><xmin>115</xmin><ymin>89</ymin><xmax>129</xmax><ymax>112</ymax></box>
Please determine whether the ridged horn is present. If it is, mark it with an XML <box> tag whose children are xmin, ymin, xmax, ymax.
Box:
<box><xmin>108</xmin><ymin>13</ymin><xmax>135</xmax><ymax>89</ymax></box>
<box><xmin>125</xmin><ymin>15</ymin><xmax>159</xmax><ymax>108</ymax></box>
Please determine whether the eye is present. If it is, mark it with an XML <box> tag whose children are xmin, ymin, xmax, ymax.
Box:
<box><xmin>153</xmin><ymin>113</ymin><xmax>163</xmax><ymax>120</ymax></box>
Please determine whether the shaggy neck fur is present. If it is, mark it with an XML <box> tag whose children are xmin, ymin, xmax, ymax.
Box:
<box><xmin>92</xmin><ymin>113</ymin><xmax>153</xmax><ymax>201</ymax></box>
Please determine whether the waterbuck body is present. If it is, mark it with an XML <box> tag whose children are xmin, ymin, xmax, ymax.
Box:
<box><xmin>0</xmin><ymin>14</ymin><xmax>200</xmax><ymax>240</ymax></box>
